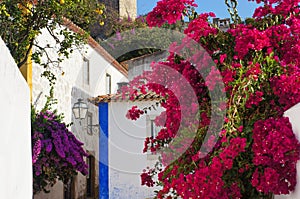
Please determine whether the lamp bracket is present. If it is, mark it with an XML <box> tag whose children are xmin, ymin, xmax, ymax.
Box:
<box><xmin>82</xmin><ymin>124</ymin><xmax>100</xmax><ymax>135</ymax></box>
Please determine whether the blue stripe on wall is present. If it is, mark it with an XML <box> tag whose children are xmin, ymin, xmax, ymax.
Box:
<box><xmin>99</xmin><ymin>102</ymin><xmax>109</xmax><ymax>199</ymax></box>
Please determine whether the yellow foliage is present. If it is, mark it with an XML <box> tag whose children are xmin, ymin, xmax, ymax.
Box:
<box><xmin>95</xmin><ymin>8</ymin><xmax>103</xmax><ymax>15</ymax></box>
<box><xmin>0</xmin><ymin>5</ymin><xmax>10</xmax><ymax>17</ymax></box>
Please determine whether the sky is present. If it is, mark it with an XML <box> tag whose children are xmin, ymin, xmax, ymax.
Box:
<box><xmin>137</xmin><ymin>0</ymin><xmax>261</xmax><ymax>20</ymax></box>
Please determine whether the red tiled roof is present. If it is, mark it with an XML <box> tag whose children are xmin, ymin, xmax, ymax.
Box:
<box><xmin>62</xmin><ymin>17</ymin><xmax>128</xmax><ymax>77</ymax></box>
<box><xmin>89</xmin><ymin>92</ymin><xmax>163</xmax><ymax>104</ymax></box>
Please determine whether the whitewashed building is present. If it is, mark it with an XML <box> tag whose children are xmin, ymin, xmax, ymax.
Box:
<box><xmin>89</xmin><ymin>92</ymin><xmax>164</xmax><ymax>199</ymax></box>
<box><xmin>31</xmin><ymin>18</ymin><xmax>127</xmax><ymax>199</ymax></box>
<box><xmin>0</xmin><ymin>38</ymin><xmax>32</xmax><ymax>199</ymax></box>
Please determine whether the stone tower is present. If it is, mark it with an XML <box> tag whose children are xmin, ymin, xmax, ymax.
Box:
<box><xmin>100</xmin><ymin>0</ymin><xmax>137</xmax><ymax>19</ymax></box>
<box><xmin>92</xmin><ymin>0</ymin><xmax>137</xmax><ymax>39</ymax></box>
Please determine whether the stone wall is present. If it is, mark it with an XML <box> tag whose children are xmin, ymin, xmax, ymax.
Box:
<box><xmin>0</xmin><ymin>38</ymin><xmax>32</xmax><ymax>198</ymax></box>
<box><xmin>100</xmin><ymin>0</ymin><xmax>137</xmax><ymax>19</ymax></box>
<box><xmin>119</xmin><ymin>0</ymin><xmax>137</xmax><ymax>19</ymax></box>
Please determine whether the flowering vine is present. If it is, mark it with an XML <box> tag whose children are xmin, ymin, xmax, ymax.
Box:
<box><xmin>124</xmin><ymin>0</ymin><xmax>300</xmax><ymax>198</ymax></box>
<box><xmin>31</xmin><ymin>87</ymin><xmax>88</xmax><ymax>194</ymax></box>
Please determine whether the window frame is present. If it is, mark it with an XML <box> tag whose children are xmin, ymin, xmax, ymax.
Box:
<box><xmin>86</xmin><ymin>112</ymin><xmax>93</xmax><ymax>135</ymax></box>
<box><xmin>83</xmin><ymin>57</ymin><xmax>90</xmax><ymax>86</ymax></box>
<box><xmin>86</xmin><ymin>155</ymin><xmax>95</xmax><ymax>197</ymax></box>
<box><xmin>106</xmin><ymin>73</ymin><xmax>111</xmax><ymax>94</ymax></box>
<box><xmin>146</xmin><ymin>115</ymin><xmax>161</xmax><ymax>158</ymax></box>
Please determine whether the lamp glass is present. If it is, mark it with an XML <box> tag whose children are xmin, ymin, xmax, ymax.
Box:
<box><xmin>72</xmin><ymin>99</ymin><xmax>88</xmax><ymax>119</ymax></box>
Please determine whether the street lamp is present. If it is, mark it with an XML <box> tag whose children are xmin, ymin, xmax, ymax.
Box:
<box><xmin>72</xmin><ymin>98</ymin><xmax>88</xmax><ymax>120</ymax></box>
<box><xmin>72</xmin><ymin>98</ymin><xmax>99</xmax><ymax>135</ymax></box>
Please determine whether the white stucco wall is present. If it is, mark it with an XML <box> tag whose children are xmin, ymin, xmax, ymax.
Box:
<box><xmin>0</xmin><ymin>38</ymin><xmax>32</xmax><ymax>198</ymax></box>
<box><xmin>33</xmin><ymin>181</ymin><xmax>64</xmax><ymax>199</ymax></box>
<box><xmin>32</xmin><ymin>27</ymin><xmax>126</xmax><ymax>124</ymax></box>
<box><xmin>109</xmin><ymin>101</ymin><xmax>164</xmax><ymax>198</ymax></box>
<box><xmin>32</xmin><ymin>26</ymin><xmax>126</xmax><ymax>199</ymax></box>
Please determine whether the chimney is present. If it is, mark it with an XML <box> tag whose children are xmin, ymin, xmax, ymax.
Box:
<box><xmin>117</xmin><ymin>82</ymin><xmax>129</xmax><ymax>92</ymax></box>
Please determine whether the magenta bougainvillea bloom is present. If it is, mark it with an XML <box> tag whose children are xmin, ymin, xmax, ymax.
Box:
<box><xmin>126</xmin><ymin>106</ymin><xmax>144</xmax><ymax>120</ymax></box>
<box><xmin>124</xmin><ymin>0</ymin><xmax>300</xmax><ymax>198</ymax></box>
<box><xmin>146</xmin><ymin>0</ymin><xmax>197</xmax><ymax>27</ymax></box>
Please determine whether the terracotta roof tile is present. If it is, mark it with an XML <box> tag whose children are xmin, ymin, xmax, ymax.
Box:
<box><xmin>89</xmin><ymin>92</ymin><xmax>163</xmax><ymax>104</ymax></box>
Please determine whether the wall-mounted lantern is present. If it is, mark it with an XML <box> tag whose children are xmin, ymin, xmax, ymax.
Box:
<box><xmin>72</xmin><ymin>98</ymin><xmax>99</xmax><ymax>135</ymax></box>
<box><xmin>72</xmin><ymin>98</ymin><xmax>88</xmax><ymax>120</ymax></box>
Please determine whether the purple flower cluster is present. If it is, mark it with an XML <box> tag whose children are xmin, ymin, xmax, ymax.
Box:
<box><xmin>32</xmin><ymin>139</ymin><xmax>41</xmax><ymax>164</ymax></box>
<box><xmin>32</xmin><ymin>110</ymin><xmax>88</xmax><ymax>194</ymax></box>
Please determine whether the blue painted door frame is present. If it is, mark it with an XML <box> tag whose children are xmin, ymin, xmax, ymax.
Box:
<box><xmin>99</xmin><ymin>102</ymin><xmax>109</xmax><ymax>199</ymax></box>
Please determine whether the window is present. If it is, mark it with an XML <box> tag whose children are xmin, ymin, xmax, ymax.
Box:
<box><xmin>83</xmin><ymin>58</ymin><xmax>90</xmax><ymax>85</ymax></box>
<box><xmin>87</xmin><ymin>112</ymin><xmax>93</xmax><ymax>135</ymax></box>
<box><xmin>86</xmin><ymin>155</ymin><xmax>95</xmax><ymax>197</ymax></box>
<box><xmin>147</xmin><ymin>116</ymin><xmax>160</xmax><ymax>139</ymax></box>
<box><xmin>150</xmin><ymin>119</ymin><xmax>159</xmax><ymax>138</ymax></box>
<box><xmin>147</xmin><ymin>116</ymin><xmax>161</xmax><ymax>157</ymax></box>
<box><xmin>106</xmin><ymin>73</ymin><xmax>111</xmax><ymax>94</ymax></box>
<box><xmin>64</xmin><ymin>177</ymin><xmax>74</xmax><ymax>199</ymax></box>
